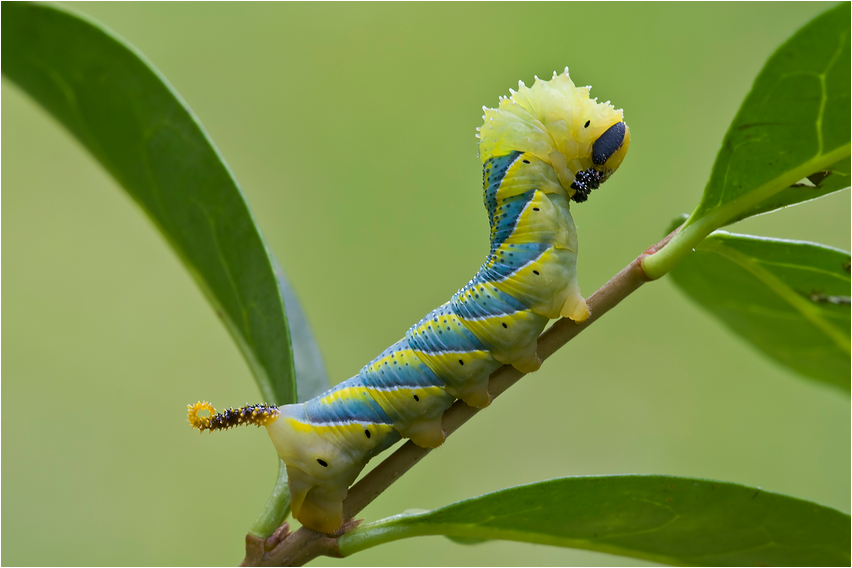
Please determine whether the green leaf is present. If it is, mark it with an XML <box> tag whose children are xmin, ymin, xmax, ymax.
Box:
<box><xmin>693</xmin><ymin>3</ymin><xmax>850</xmax><ymax>223</ymax></box>
<box><xmin>444</xmin><ymin>535</ymin><xmax>489</xmax><ymax>545</ymax></box>
<box><xmin>338</xmin><ymin>475</ymin><xmax>850</xmax><ymax>566</ymax></box>
<box><xmin>272</xmin><ymin>255</ymin><xmax>330</xmax><ymax>402</ymax></box>
<box><xmin>643</xmin><ymin>4</ymin><xmax>850</xmax><ymax>279</ymax></box>
<box><xmin>670</xmin><ymin>232</ymin><xmax>850</xmax><ymax>391</ymax></box>
<box><xmin>2</xmin><ymin>2</ymin><xmax>299</xmax><ymax>405</ymax></box>
<box><xmin>734</xmin><ymin>156</ymin><xmax>850</xmax><ymax>223</ymax></box>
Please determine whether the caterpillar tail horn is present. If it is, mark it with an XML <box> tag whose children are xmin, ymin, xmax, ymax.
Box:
<box><xmin>186</xmin><ymin>401</ymin><xmax>349</xmax><ymax>533</ymax></box>
<box><xmin>187</xmin><ymin>401</ymin><xmax>280</xmax><ymax>432</ymax></box>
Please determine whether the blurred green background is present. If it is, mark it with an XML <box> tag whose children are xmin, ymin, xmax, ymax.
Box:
<box><xmin>3</xmin><ymin>2</ymin><xmax>849</xmax><ymax>566</ymax></box>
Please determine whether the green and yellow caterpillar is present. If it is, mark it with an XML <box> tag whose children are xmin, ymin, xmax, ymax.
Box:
<box><xmin>188</xmin><ymin>69</ymin><xmax>629</xmax><ymax>534</ymax></box>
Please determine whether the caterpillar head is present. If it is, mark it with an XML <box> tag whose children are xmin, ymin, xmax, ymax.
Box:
<box><xmin>477</xmin><ymin>68</ymin><xmax>630</xmax><ymax>203</ymax></box>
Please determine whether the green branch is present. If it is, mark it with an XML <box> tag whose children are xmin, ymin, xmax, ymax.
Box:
<box><xmin>642</xmin><ymin>143</ymin><xmax>850</xmax><ymax>280</ymax></box>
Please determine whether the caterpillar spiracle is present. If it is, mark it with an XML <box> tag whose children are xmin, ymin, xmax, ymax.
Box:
<box><xmin>188</xmin><ymin>69</ymin><xmax>630</xmax><ymax>534</ymax></box>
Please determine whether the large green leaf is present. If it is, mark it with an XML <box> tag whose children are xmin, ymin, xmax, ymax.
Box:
<box><xmin>272</xmin><ymin>255</ymin><xmax>330</xmax><ymax>402</ymax></box>
<box><xmin>736</xmin><ymin>155</ymin><xmax>850</xmax><ymax>223</ymax></box>
<box><xmin>643</xmin><ymin>4</ymin><xmax>850</xmax><ymax>279</ymax></box>
<box><xmin>693</xmin><ymin>3</ymin><xmax>850</xmax><ymax>224</ymax></box>
<box><xmin>1</xmin><ymin>2</ymin><xmax>305</xmax><ymax>405</ymax></box>
<box><xmin>670</xmin><ymin>231</ymin><xmax>850</xmax><ymax>391</ymax></box>
<box><xmin>338</xmin><ymin>475</ymin><xmax>850</xmax><ymax>566</ymax></box>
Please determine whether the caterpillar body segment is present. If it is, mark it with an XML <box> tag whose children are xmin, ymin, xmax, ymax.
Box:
<box><xmin>405</xmin><ymin>304</ymin><xmax>502</xmax><ymax>408</ymax></box>
<box><xmin>268</xmin><ymin>397</ymin><xmax>402</xmax><ymax>533</ymax></box>
<box><xmin>189</xmin><ymin>69</ymin><xmax>629</xmax><ymax>534</ymax></box>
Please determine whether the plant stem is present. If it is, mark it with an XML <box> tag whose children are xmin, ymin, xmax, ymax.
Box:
<box><xmin>248</xmin><ymin>460</ymin><xmax>291</xmax><ymax>539</ymax></box>
<box><xmin>641</xmin><ymin>143</ymin><xmax>851</xmax><ymax>280</ymax></box>
<box><xmin>242</xmin><ymin>232</ymin><xmax>673</xmax><ymax>567</ymax></box>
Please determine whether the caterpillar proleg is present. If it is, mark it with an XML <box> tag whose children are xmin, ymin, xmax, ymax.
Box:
<box><xmin>188</xmin><ymin>69</ymin><xmax>629</xmax><ymax>534</ymax></box>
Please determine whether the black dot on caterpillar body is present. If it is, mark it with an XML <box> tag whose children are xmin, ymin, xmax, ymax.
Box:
<box><xmin>317</xmin><ymin>459</ymin><xmax>328</xmax><ymax>467</ymax></box>
<box><xmin>364</xmin><ymin>429</ymin><xmax>371</xmax><ymax>438</ymax></box>
<box><xmin>413</xmin><ymin>394</ymin><xmax>420</xmax><ymax>402</ymax></box>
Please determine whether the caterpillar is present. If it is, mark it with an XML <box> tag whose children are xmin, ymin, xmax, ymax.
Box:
<box><xmin>188</xmin><ymin>69</ymin><xmax>629</xmax><ymax>534</ymax></box>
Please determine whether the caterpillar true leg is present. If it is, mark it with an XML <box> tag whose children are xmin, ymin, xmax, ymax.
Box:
<box><xmin>188</xmin><ymin>69</ymin><xmax>629</xmax><ymax>533</ymax></box>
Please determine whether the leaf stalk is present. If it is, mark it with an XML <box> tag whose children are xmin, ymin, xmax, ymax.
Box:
<box><xmin>642</xmin><ymin>143</ymin><xmax>851</xmax><ymax>280</ymax></box>
<box><xmin>248</xmin><ymin>460</ymin><xmax>292</xmax><ymax>539</ymax></box>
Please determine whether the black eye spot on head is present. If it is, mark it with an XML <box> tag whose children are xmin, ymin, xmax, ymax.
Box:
<box><xmin>317</xmin><ymin>458</ymin><xmax>328</xmax><ymax>467</ymax></box>
<box><xmin>592</xmin><ymin>122</ymin><xmax>626</xmax><ymax>165</ymax></box>
<box><xmin>584</xmin><ymin>120</ymin><xmax>590</xmax><ymax>128</ymax></box>
<box><xmin>364</xmin><ymin>429</ymin><xmax>371</xmax><ymax>438</ymax></box>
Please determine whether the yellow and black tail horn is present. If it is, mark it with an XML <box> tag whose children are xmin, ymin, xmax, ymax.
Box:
<box><xmin>187</xmin><ymin>401</ymin><xmax>280</xmax><ymax>432</ymax></box>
